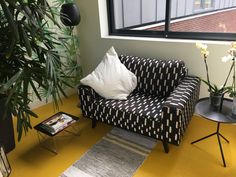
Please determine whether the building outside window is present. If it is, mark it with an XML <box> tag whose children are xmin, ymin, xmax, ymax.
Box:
<box><xmin>205</xmin><ymin>0</ymin><xmax>214</xmax><ymax>8</ymax></box>
<box><xmin>107</xmin><ymin>0</ymin><xmax>236</xmax><ymax>41</ymax></box>
<box><xmin>195</xmin><ymin>0</ymin><xmax>214</xmax><ymax>10</ymax></box>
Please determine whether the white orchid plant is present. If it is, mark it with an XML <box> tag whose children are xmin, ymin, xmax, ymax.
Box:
<box><xmin>222</xmin><ymin>42</ymin><xmax>236</xmax><ymax>97</ymax></box>
<box><xmin>196</xmin><ymin>42</ymin><xmax>232</xmax><ymax>95</ymax></box>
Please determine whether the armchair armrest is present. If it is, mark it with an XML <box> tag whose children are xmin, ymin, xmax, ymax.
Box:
<box><xmin>78</xmin><ymin>85</ymin><xmax>100</xmax><ymax>100</ymax></box>
<box><xmin>161</xmin><ymin>76</ymin><xmax>200</xmax><ymax>145</ymax></box>
<box><xmin>78</xmin><ymin>85</ymin><xmax>101</xmax><ymax>118</ymax></box>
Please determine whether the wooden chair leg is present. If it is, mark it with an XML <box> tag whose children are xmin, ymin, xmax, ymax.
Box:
<box><xmin>162</xmin><ymin>140</ymin><xmax>169</xmax><ymax>153</ymax></box>
<box><xmin>92</xmin><ymin>118</ymin><xmax>97</xmax><ymax>128</ymax></box>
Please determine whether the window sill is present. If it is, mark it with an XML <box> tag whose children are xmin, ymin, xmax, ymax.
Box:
<box><xmin>101</xmin><ymin>34</ymin><xmax>231</xmax><ymax>45</ymax></box>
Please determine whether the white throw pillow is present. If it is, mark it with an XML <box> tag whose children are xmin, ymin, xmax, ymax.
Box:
<box><xmin>80</xmin><ymin>46</ymin><xmax>137</xmax><ymax>100</ymax></box>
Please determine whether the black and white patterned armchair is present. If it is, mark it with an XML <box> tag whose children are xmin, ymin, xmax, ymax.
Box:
<box><xmin>78</xmin><ymin>55</ymin><xmax>200</xmax><ymax>153</ymax></box>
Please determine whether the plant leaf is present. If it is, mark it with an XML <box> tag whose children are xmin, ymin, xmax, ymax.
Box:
<box><xmin>0</xmin><ymin>70</ymin><xmax>23</xmax><ymax>92</ymax></box>
<box><xmin>19</xmin><ymin>23</ymin><xmax>32</xmax><ymax>57</ymax></box>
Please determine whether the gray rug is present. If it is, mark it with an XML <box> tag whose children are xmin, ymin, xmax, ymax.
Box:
<box><xmin>60</xmin><ymin>127</ymin><xmax>157</xmax><ymax>177</ymax></box>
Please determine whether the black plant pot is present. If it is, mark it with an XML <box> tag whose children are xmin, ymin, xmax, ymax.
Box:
<box><xmin>209</xmin><ymin>92</ymin><xmax>224</xmax><ymax>111</ymax></box>
<box><xmin>60</xmin><ymin>3</ymin><xmax>80</xmax><ymax>26</ymax></box>
<box><xmin>0</xmin><ymin>97</ymin><xmax>15</xmax><ymax>153</ymax></box>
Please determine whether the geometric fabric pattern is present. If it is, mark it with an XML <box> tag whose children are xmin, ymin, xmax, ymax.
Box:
<box><xmin>78</xmin><ymin>55</ymin><xmax>200</xmax><ymax>147</ymax></box>
<box><xmin>119</xmin><ymin>55</ymin><xmax>188</xmax><ymax>98</ymax></box>
<box><xmin>94</xmin><ymin>92</ymin><xmax>166</xmax><ymax>139</ymax></box>
<box><xmin>161</xmin><ymin>76</ymin><xmax>200</xmax><ymax>145</ymax></box>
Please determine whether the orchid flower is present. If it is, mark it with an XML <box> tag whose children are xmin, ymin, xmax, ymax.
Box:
<box><xmin>222</xmin><ymin>55</ymin><xmax>233</xmax><ymax>63</ymax></box>
<box><xmin>196</xmin><ymin>42</ymin><xmax>209</xmax><ymax>58</ymax></box>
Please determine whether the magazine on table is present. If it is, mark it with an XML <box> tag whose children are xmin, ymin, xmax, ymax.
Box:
<box><xmin>41</xmin><ymin>113</ymin><xmax>76</xmax><ymax>134</ymax></box>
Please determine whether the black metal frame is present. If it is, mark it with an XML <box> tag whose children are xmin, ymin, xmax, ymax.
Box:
<box><xmin>192</xmin><ymin>97</ymin><xmax>233</xmax><ymax>167</ymax></box>
<box><xmin>191</xmin><ymin>122</ymin><xmax>229</xmax><ymax>167</ymax></box>
<box><xmin>107</xmin><ymin>0</ymin><xmax>236</xmax><ymax>41</ymax></box>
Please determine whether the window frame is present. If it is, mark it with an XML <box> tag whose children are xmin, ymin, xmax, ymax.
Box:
<box><xmin>107</xmin><ymin>0</ymin><xmax>236</xmax><ymax>41</ymax></box>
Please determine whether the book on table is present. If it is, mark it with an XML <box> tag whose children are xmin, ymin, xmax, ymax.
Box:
<box><xmin>40</xmin><ymin>113</ymin><xmax>76</xmax><ymax>134</ymax></box>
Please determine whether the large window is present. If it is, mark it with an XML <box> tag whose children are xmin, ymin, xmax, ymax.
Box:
<box><xmin>107</xmin><ymin>0</ymin><xmax>236</xmax><ymax>41</ymax></box>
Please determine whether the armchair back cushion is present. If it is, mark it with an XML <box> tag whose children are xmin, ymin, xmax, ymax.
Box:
<box><xmin>119</xmin><ymin>55</ymin><xmax>188</xmax><ymax>98</ymax></box>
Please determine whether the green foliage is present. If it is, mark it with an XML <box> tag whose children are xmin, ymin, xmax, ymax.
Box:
<box><xmin>52</xmin><ymin>0</ymin><xmax>82</xmax><ymax>85</ymax></box>
<box><xmin>57</xmin><ymin>27</ymin><xmax>82</xmax><ymax>85</ymax></box>
<box><xmin>229</xmin><ymin>91</ymin><xmax>236</xmax><ymax>97</ymax></box>
<box><xmin>0</xmin><ymin>0</ymin><xmax>81</xmax><ymax>141</ymax></box>
<box><xmin>201</xmin><ymin>79</ymin><xmax>231</xmax><ymax>95</ymax></box>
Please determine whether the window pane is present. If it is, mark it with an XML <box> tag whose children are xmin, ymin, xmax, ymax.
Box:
<box><xmin>205</xmin><ymin>0</ymin><xmax>213</xmax><ymax>8</ymax></box>
<box><xmin>108</xmin><ymin>0</ymin><xmax>236</xmax><ymax>40</ymax></box>
<box><xmin>112</xmin><ymin>0</ymin><xmax>166</xmax><ymax>32</ymax></box>
<box><xmin>170</xmin><ymin>1</ymin><xmax>236</xmax><ymax>33</ymax></box>
<box><xmin>195</xmin><ymin>0</ymin><xmax>202</xmax><ymax>10</ymax></box>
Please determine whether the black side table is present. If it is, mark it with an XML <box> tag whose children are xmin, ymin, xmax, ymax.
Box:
<box><xmin>192</xmin><ymin>97</ymin><xmax>236</xmax><ymax>167</ymax></box>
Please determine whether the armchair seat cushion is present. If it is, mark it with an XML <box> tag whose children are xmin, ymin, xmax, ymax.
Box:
<box><xmin>93</xmin><ymin>92</ymin><xmax>166</xmax><ymax>138</ymax></box>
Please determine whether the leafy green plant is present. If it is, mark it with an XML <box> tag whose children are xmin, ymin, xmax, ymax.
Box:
<box><xmin>53</xmin><ymin>0</ymin><xmax>82</xmax><ymax>85</ymax></box>
<box><xmin>0</xmin><ymin>0</ymin><xmax>80</xmax><ymax>140</ymax></box>
<box><xmin>58</xmin><ymin>27</ymin><xmax>82</xmax><ymax>85</ymax></box>
<box><xmin>201</xmin><ymin>80</ymin><xmax>231</xmax><ymax>95</ymax></box>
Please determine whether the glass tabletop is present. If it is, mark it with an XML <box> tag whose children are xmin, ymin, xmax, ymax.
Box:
<box><xmin>34</xmin><ymin>112</ymin><xmax>79</xmax><ymax>136</ymax></box>
<box><xmin>195</xmin><ymin>97</ymin><xmax>236</xmax><ymax>123</ymax></box>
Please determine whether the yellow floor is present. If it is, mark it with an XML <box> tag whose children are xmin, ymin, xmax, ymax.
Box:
<box><xmin>7</xmin><ymin>94</ymin><xmax>236</xmax><ymax>177</ymax></box>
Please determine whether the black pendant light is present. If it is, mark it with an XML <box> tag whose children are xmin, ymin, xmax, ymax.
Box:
<box><xmin>60</xmin><ymin>3</ymin><xmax>81</xmax><ymax>26</ymax></box>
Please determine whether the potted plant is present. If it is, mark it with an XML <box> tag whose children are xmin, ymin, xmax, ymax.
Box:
<box><xmin>196</xmin><ymin>42</ymin><xmax>232</xmax><ymax>110</ymax></box>
<box><xmin>222</xmin><ymin>42</ymin><xmax>236</xmax><ymax>115</ymax></box>
<box><xmin>0</xmin><ymin>0</ymin><xmax>80</xmax><ymax>152</ymax></box>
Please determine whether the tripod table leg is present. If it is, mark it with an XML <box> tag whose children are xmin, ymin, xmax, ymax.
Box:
<box><xmin>217</xmin><ymin>133</ymin><xmax>226</xmax><ymax>167</ymax></box>
<box><xmin>191</xmin><ymin>132</ymin><xmax>216</xmax><ymax>144</ymax></box>
<box><xmin>219</xmin><ymin>133</ymin><xmax>229</xmax><ymax>143</ymax></box>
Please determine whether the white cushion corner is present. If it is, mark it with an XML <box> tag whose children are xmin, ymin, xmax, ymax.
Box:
<box><xmin>80</xmin><ymin>47</ymin><xmax>137</xmax><ymax>100</ymax></box>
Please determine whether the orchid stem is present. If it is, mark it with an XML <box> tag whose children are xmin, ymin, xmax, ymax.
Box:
<box><xmin>204</xmin><ymin>56</ymin><xmax>211</xmax><ymax>92</ymax></box>
<box><xmin>222</xmin><ymin>60</ymin><xmax>234</xmax><ymax>89</ymax></box>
